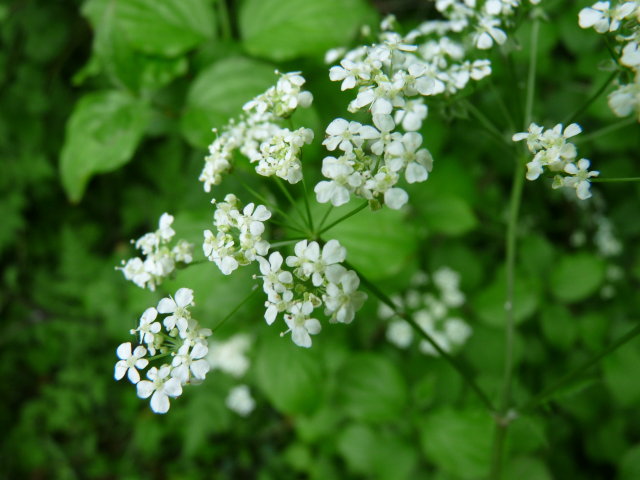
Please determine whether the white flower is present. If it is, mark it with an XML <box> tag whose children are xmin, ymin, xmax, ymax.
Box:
<box><xmin>136</xmin><ymin>307</ymin><xmax>161</xmax><ymax>347</ymax></box>
<box><xmin>114</xmin><ymin>342</ymin><xmax>148</xmax><ymax>384</ymax></box>
<box><xmin>324</xmin><ymin>270</ymin><xmax>367</xmax><ymax>323</ymax></box>
<box><xmin>171</xmin><ymin>342</ymin><xmax>210</xmax><ymax>384</ymax></box>
<box><xmin>226</xmin><ymin>385</ymin><xmax>256</xmax><ymax>416</ymax></box>
<box><xmin>284</xmin><ymin>301</ymin><xmax>321</xmax><ymax>348</ymax></box>
<box><xmin>563</xmin><ymin>158</ymin><xmax>600</xmax><ymax>200</ymax></box>
<box><xmin>136</xmin><ymin>366</ymin><xmax>183</xmax><ymax>414</ymax></box>
<box><xmin>157</xmin><ymin>288</ymin><xmax>194</xmax><ymax>332</ymax></box>
<box><xmin>578</xmin><ymin>1</ymin><xmax>637</xmax><ymax>33</ymax></box>
<box><xmin>158</xmin><ymin>213</ymin><xmax>175</xmax><ymax>241</ymax></box>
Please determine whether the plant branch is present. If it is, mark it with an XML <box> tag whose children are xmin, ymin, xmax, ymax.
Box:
<box><xmin>521</xmin><ymin>321</ymin><xmax>640</xmax><ymax>412</ymax></box>
<box><xmin>352</xmin><ymin>263</ymin><xmax>496</xmax><ymax>413</ymax></box>
<box><xmin>563</xmin><ymin>70</ymin><xmax>620</xmax><ymax>125</ymax></box>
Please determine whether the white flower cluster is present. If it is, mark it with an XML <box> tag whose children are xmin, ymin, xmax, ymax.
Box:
<box><xmin>433</xmin><ymin>0</ymin><xmax>540</xmax><ymax>50</ymax></box>
<box><xmin>203</xmin><ymin>194</ymin><xmax>271</xmax><ymax>275</ymax></box>
<box><xmin>226</xmin><ymin>385</ymin><xmax>256</xmax><ymax>417</ymax></box>
<box><xmin>380</xmin><ymin>268</ymin><xmax>472</xmax><ymax>356</ymax></box>
<box><xmin>199</xmin><ymin>72</ymin><xmax>314</xmax><ymax>191</ymax></box>
<box><xmin>256</xmin><ymin>239</ymin><xmax>367</xmax><ymax>348</ymax></box>
<box><xmin>114</xmin><ymin>288</ymin><xmax>212</xmax><ymax>414</ymax></box>
<box><xmin>118</xmin><ymin>213</ymin><xmax>194</xmax><ymax>291</ymax></box>
<box><xmin>318</xmin><ymin>8</ymin><xmax>515</xmax><ymax>210</ymax></box>
<box><xmin>513</xmin><ymin>123</ymin><xmax>600</xmax><ymax>200</ymax></box>
<box><xmin>579</xmin><ymin>1</ymin><xmax>640</xmax><ymax>119</ymax></box>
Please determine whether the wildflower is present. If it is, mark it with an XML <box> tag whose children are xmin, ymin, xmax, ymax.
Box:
<box><xmin>136</xmin><ymin>366</ymin><xmax>183</xmax><ymax>414</ymax></box>
<box><xmin>114</xmin><ymin>342</ymin><xmax>148</xmax><ymax>384</ymax></box>
<box><xmin>226</xmin><ymin>385</ymin><xmax>256</xmax><ymax>416</ymax></box>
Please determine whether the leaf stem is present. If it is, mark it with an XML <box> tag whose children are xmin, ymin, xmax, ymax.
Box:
<box><xmin>352</xmin><ymin>263</ymin><xmax>495</xmax><ymax>413</ymax></box>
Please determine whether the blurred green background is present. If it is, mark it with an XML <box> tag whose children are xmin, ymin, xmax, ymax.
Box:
<box><xmin>2</xmin><ymin>0</ymin><xmax>640</xmax><ymax>478</ymax></box>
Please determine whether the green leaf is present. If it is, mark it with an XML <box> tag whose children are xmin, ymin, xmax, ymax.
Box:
<box><xmin>181</xmin><ymin>56</ymin><xmax>277</xmax><ymax>147</ymax></box>
<box><xmin>420</xmin><ymin>195</ymin><xmax>478</xmax><ymax>236</ymax></box>
<box><xmin>419</xmin><ymin>407</ymin><xmax>493</xmax><ymax>479</ymax></box>
<box><xmin>504</xmin><ymin>457</ymin><xmax>552</xmax><ymax>480</ymax></box>
<box><xmin>82</xmin><ymin>0</ymin><xmax>192</xmax><ymax>92</ymax></box>
<box><xmin>60</xmin><ymin>91</ymin><xmax>149</xmax><ymax>202</ymax></box>
<box><xmin>550</xmin><ymin>253</ymin><xmax>605</xmax><ymax>303</ymax></box>
<box><xmin>239</xmin><ymin>0</ymin><xmax>374</xmax><ymax>61</ymax></box>
<box><xmin>619</xmin><ymin>444</ymin><xmax>640</xmax><ymax>480</ymax></box>
<box><xmin>473</xmin><ymin>269</ymin><xmax>540</xmax><ymax>327</ymax></box>
<box><xmin>323</xmin><ymin>204</ymin><xmax>417</xmax><ymax>280</ymax></box>
<box><xmin>255</xmin><ymin>334</ymin><xmax>324</xmax><ymax>415</ymax></box>
<box><xmin>337</xmin><ymin>424</ymin><xmax>417</xmax><ymax>480</ymax></box>
<box><xmin>336</xmin><ymin>354</ymin><xmax>407</xmax><ymax>423</ymax></box>
<box><xmin>604</xmin><ymin>343</ymin><xmax>640</xmax><ymax>407</ymax></box>
<box><xmin>115</xmin><ymin>0</ymin><xmax>215</xmax><ymax>57</ymax></box>
<box><xmin>540</xmin><ymin>304</ymin><xmax>577</xmax><ymax>351</ymax></box>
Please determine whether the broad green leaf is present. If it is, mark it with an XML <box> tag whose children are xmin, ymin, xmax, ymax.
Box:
<box><xmin>181</xmin><ymin>56</ymin><xmax>277</xmax><ymax>147</ymax></box>
<box><xmin>473</xmin><ymin>269</ymin><xmax>540</xmax><ymax>327</ymax></box>
<box><xmin>336</xmin><ymin>354</ymin><xmax>407</xmax><ymax>423</ymax></box>
<box><xmin>60</xmin><ymin>91</ymin><xmax>149</xmax><ymax>202</ymax></box>
<box><xmin>82</xmin><ymin>0</ymin><xmax>191</xmax><ymax>92</ymax></box>
<box><xmin>419</xmin><ymin>407</ymin><xmax>493</xmax><ymax>479</ymax></box>
<box><xmin>239</xmin><ymin>0</ymin><xmax>374</xmax><ymax>61</ymax></box>
<box><xmin>323</xmin><ymin>204</ymin><xmax>417</xmax><ymax>280</ymax></box>
<box><xmin>420</xmin><ymin>195</ymin><xmax>478</xmax><ymax>236</ymax></box>
<box><xmin>504</xmin><ymin>457</ymin><xmax>552</xmax><ymax>480</ymax></box>
<box><xmin>540</xmin><ymin>304</ymin><xmax>577</xmax><ymax>351</ymax></box>
<box><xmin>604</xmin><ymin>343</ymin><xmax>640</xmax><ymax>407</ymax></box>
<box><xmin>620</xmin><ymin>444</ymin><xmax>640</xmax><ymax>480</ymax></box>
<box><xmin>337</xmin><ymin>424</ymin><xmax>417</xmax><ymax>480</ymax></box>
<box><xmin>550</xmin><ymin>253</ymin><xmax>605</xmax><ymax>303</ymax></box>
<box><xmin>116</xmin><ymin>0</ymin><xmax>215</xmax><ymax>57</ymax></box>
<box><xmin>255</xmin><ymin>334</ymin><xmax>324</xmax><ymax>415</ymax></box>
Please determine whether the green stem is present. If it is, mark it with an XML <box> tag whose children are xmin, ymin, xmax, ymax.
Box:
<box><xmin>524</xmin><ymin>19</ymin><xmax>539</xmax><ymax>127</ymax></box>
<box><xmin>352</xmin><ymin>263</ymin><xmax>495</xmax><ymax>412</ymax></box>
<box><xmin>212</xmin><ymin>286</ymin><xmax>260</xmax><ymax>332</ymax></box>
<box><xmin>274</xmin><ymin>177</ymin><xmax>309</xmax><ymax>231</ymax></box>
<box><xmin>270</xmin><ymin>238</ymin><xmax>306</xmax><ymax>248</ymax></box>
<box><xmin>563</xmin><ymin>70</ymin><xmax>619</xmax><ymax>125</ymax></box>
<box><xmin>460</xmin><ymin>98</ymin><xmax>509</xmax><ymax>146</ymax></box>
<box><xmin>591</xmin><ymin>176</ymin><xmax>640</xmax><ymax>183</ymax></box>
<box><xmin>217</xmin><ymin>0</ymin><xmax>232</xmax><ymax>41</ymax></box>
<box><xmin>491</xmin><ymin>17</ymin><xmax>538</xmax><ymax>479</ymax></box>
<box><xmin>575</xmin><ymin>117</ymin><xmax>636</xmax><ymax>144</ymax></box>
<box><xmin>301</xmin><ymin>177</ymin><xmax>315</xmax><ymax>233</ymax></box>
<box><xmin>489</xmin><ymin>78</ymin><xmax>516</xmax><ymax>133</ymax></box>
<box><xmin>318</xmin><ymin>201</ymin><xmax>368</xmax><ymax>235</ymax></box>
<box><xmin>521</xmin><ymin>321</ymin><xmax>640</xmax><ymax>413</ymax></box>
<box><xmin>318</xmin><ymin>204</ymin><xmax>335</xmax><ymax>232</ymax></box>
<box><xmin>239</xmin><ymin>180</ymin><xmax>307</xmax><ymax>233</ymax></box>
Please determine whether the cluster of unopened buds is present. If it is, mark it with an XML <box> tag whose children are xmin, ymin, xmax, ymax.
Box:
<box><xmin>114</xmin><ymin>288</ymin><xmax>211</xmax><ymax>413</ymax></box>
<box><xmin>380</xmin><ymin>268</ymin><xmax>472</xmax><ymax>355</ymax></box>
<box><xmin>513</xmin><ymin>123</ymin><xmax>599</xmax><ymax>200</ymax></box>
<box><xmin>579</xmin><ymin>1</ymin><xmax>640</xmax><ymax>119</ymax></box>
<box><xmin>118</xmin><ymin>213</ymin><xmax>194</xmax><ymax>291</ymax></box>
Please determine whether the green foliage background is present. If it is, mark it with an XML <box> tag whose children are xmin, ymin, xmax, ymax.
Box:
<box><xmin>1</xmin><ymin>0</ymin><xmax>640</xmax><ymax>478</ymax></box>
